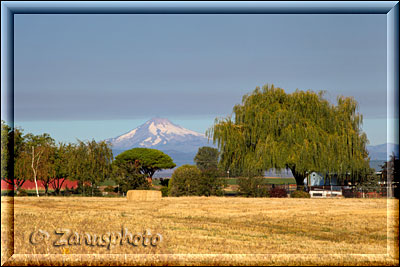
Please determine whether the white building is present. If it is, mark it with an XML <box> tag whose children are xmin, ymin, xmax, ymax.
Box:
<box><xmin>304</xmin><ymin>172</ymin><xmax>342</xmax><ymax>198</ymax></box>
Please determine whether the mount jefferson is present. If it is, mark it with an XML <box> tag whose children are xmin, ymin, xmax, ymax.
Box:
<box><xmin>106</xmin><ymin>118</ymin><xmax>215</xmax><ymax>167</ymax></box>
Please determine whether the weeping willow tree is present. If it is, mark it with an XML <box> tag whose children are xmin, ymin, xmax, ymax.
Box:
<box><xmin>68</xmin><ymin>139</ymin><xmax>113</xmax><ymax>196</ymax></box>
<box><xmin>207</xmin><ymin>84</ymin><xmax>372</xmax><ymax>186</ymax></box>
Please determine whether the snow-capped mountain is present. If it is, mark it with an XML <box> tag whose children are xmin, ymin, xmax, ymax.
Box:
<box><xmin>106</xmin><ymin>118</ymin><xmax>214</xmax><ymax>166</ymax></box>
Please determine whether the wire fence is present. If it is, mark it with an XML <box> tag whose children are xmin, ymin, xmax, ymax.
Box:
<box><xmin>305</xmin><ymin>184</ymin><xmax>398</xmax><ymax>198</ymax></box>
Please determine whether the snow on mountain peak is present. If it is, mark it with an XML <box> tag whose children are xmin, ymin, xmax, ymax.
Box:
<box><xmin>147</xmin><ymin>118</ymin><xmax>204</xmax><ymax>137</ymax></box>
<box><xmin>115</xmin><ymin>129</ymin><xmax>137</xmax><ymax>142</ymax></box>
<box><xmin>147</xmin><ymin>117</ymin><xmax>171</xmax><ymax>124</ymax></box>
<box><xmin>107</xmin><ymin>118</ymin><xmax>208</xmax><ymax>151</ymax></box>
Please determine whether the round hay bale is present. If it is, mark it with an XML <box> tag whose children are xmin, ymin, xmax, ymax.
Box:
<box><xmin>126</xmin><ymin>190</ymin><xmax>162</xmax><ymax>201</ymax></box>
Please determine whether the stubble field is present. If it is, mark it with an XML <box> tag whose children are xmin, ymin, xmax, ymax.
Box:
<box><xmin>1</xmin><ymin>196</ymin><xmax>399</xmax><ymax>266</ymax></box>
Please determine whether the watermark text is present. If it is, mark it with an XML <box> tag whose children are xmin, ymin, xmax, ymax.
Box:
<box><xmin>30</xmin><ymin>228</ymin><xmax>162</xmax><ymax>249</ymax></box>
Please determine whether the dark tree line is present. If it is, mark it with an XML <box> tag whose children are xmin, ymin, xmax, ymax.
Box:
<box><xmin>1</xmin><ymin>121</ymin><xmax>178</xmax><ymax>196</ymax></box>
<box><xmin>1</xmin><ymin>121</ymin><xmax>113</xmax><ymax>196</ymax></box>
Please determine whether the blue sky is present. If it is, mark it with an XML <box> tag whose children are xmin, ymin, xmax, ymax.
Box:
<box><xmin>9</xmin><ymin>14</ymin><xmax>390</xmax><ymax>145</ymax></box>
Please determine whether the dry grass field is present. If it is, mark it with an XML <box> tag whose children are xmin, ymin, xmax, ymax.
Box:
<box><xmin>1</xmin><ymin>196</ymin><xmax>399</xmax><ymax>266</ymax></box>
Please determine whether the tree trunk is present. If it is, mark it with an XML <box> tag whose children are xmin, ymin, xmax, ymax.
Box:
<box><xmin>30</xmin><ymin>146</ymin><xmax>44</xmax><ymax>197</ymax></box>
<box><xmin>44</xmin><ymin>184</ymin><xmax>49</xmax><ymax>196</ymax></box>
<box><xmin>15</xmin><ymin>179</ymin><xmax>26</xmax><ymax>195</ymax></box>
<box><xmin>289</xmin><ymin>165</ymin><xmax>306</xmax><ymax>191</ymax></box>
<box><xmin>31</xmin><ymin>146</ymin><xmax>40</xmax><ymax>197</ymax></box>
<box><xmin>50</xmin><ymin>177</ymin><xmax>64</xmax><ymax>195</ymax></box>
<box><xmin>41</xmin><ymin>180</ymin><xmax>51</xmax><ymax>196</ymax></box>
<box><xmin>57</xmin><ymin>178</ymin><xmax>65</xmax><ymax>195</ymax></box>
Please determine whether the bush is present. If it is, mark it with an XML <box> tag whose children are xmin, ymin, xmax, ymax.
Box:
<box><xmin>1</xmin><ymin>190</ymin><xmax>14</xmax><ymax>196</ymax></box>
<box><xmin>62</xmin><ymin>188</ymin><xmax>72</xmax><ymax>196</ymax></box>
<box><xmin>18</xmin><ymin>189</ymin><xmax>28</xmax><ymax>196</ymax></box>
<box><xmin>269</xmin><ymin>187</ymin><xmax>288</xmax><ymax>198</ymax></box>
<box><xmin>212</xmin><ymin>178</ymin><xmax>226</xmax><ymax>196</ymax></box>
<box><xmin>104</xmin><ymin>185</ymin><xmax>115</xmax><ymax>192</ymax></box>
<box><xmin>198</xmin><ymin>175</ymin><xmax>225</xmax><ymax>196</ymax></box>
<box><xmin>92</xmin><ymin>187</ymin><xmax>103</xmax><ymax>196</ymax></box>
<box><xmin>290</xmin><ymin>190</ymin><xmax>310</xmax><ymax>198</ymax></box>
<box><xmin>74</xmin><ymin>184</ymin><xmax>103</xmax><ymax>196</ymax></box>
<box><xmin>74</xmin><ymin>184</ymin><xmax>91</xmax><ymax>195</ymax></box>
<box><xmin>61</xmin><ymin>185</ymin><xmax>74</xmax><ymax>196</ymax></box>
<box><xmin>199</xmin><ymin>168</ymin><xmax>226</xmax><ymax>196</ymax></box>
<box><xmin>168</xmin><ymin>165</ymin><xmax>202</xmax><ymax>196</ymax></box>
<box><xmin>201</xmin><ymin>168</ymin><xmax>225</xmax><ymax>179</ymax></box>
<box><xmin>160</xmin><ymin>186</ymin><xmax>169</xmax><ymax>197</ymax></box>
<box><xmin>159</xmin><ymin>178</ymin><xmax>170</xmax><ymax>187</ymax></box>
<box><xmin>114</xmin><ymin>173</ymin><xmax>150</xmax><ymax>195</ymax></box>
<box><xmin>168</xmin><ymin>165</ymin><xmax>226</xmax><ymax>197</ymax></box>
<box><xmin>238</xmin><ymin>177</ymin><xmax>270</xmax><ymax>197</ymax></box>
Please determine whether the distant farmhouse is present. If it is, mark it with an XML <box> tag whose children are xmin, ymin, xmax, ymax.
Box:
<box><xmin>304</xmin><ymin>172</ymin><xmax>339</xmax><ymax>186</ymax></box>
<box><xmin>304</xmin><ymin>172</ymin><xmax>343</xmax><ymax>198</ymax></box>
<box><xmin>264</xmin><ymin>169</ymin><xmax>343</xmax><ymax>198</ymax></box>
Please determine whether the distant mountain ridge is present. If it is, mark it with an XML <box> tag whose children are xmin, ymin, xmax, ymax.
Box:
<box><xmin>106</xmin><ymin>118</ymin><xmax>215</xmax><ymax>166</ymax></box>
<box><xmin>366</xmin><ymin>143</ymin><xmax>399</xmax><ymax>160</ymax></box>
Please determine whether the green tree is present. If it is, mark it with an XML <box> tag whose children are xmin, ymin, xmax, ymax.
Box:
<box><xmin>1</xmin><ymin>122</ymin><xmax>31</xmax><ymax>194</ymax></box>
<box><xmin>359</xmin><ymin>173</ymin><xmax>382</xmax><ymax>194</ymax></box>
<box><xmin>68</xmin><ymin>140</ymin><xmax>113</xmax><ymax>196</ymax></box>
<box><xmin>3</xmin><ymin>129</ymin><xmax>56</xmax><ymax>196</ymax></box>
<box><xmin>49</xmin><ymin>143</ymin><xmax>74</xmax><ymax>195</ymax></box>
<box><xmin>37</xmin><ymin>145</ymin><xmax>57</xmax><ymax>196</ymax></box>
<box><xmin>24</xmin><ymin>133</ymin><xmax>56</xmax><ymax>196</ymax></box>
<box><xmin>1</xmin><ymin>120</ymin><xmax>11</xmax><ymax>182</ymax></box>
<box><xmin>168</xmin><ymin>165</ymin><xmax>225</xmax><ymax>196</ymax></box>
<box><xmin>168</xmin><ymin>165</ymin><xmax>202</xmax><ymax>196</ymax></box>
<box><xmin>207</xmin><ymin>84</ymin><xmax>372</xmax><ymax>188</ymax></box>
<box><xmin>237</xmin><ymin>177</ymin><xmax>270</xmax><ymax>197</ymax></box>
<box><xmin>199</xmin><ymin>168</ymin><xmax>226</xmax><ymax>196</ymax></box>
<box><xmin>12</xmin><ymin>128</ymin><xmax>30</xmax><ymax>194</ymax></box>
<box><xmin>194</xmin><ymin>146</ymin><xmax>219</xmax><ymax>171</ymax></box>
<box><xmin>112</xmin><ymin>158</ymin><xmax>149</xmax><ymax>194</ymax></box>
<box><xmin>380</xmin><ymin>153</ymin><xmax>399</xmax><ymax>198</ymax></box>
<box><xmin>114</xmin><ymin>148</ymin><xmax>176</xmax><ymax>179</ymax></box>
